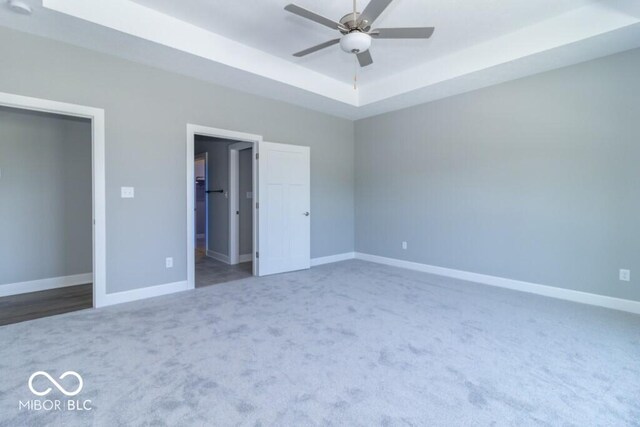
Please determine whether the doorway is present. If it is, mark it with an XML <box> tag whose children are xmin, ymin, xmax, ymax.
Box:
<box><xmin>186</xmin><ymin>124</ymin><xmax>312</xmax><ymax>289</ymax></box>
<box><xmin>192</xmin><ymin>135</ymin><xmax>255</xmax><ymax>287</ymax></box>
<box><xmin>0</xmin><ymin>92</ymin><xmax>106</xmax><ymax>324</ymax></box>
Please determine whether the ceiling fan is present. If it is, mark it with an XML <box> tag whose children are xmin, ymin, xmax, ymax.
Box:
<box><xmin>284</xmin><ymin>0</ymin><xmax>435</xmax><ymax>67</ymax></box>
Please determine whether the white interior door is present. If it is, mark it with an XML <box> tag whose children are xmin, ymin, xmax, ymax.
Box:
<box><xmin>258</xmin><ymin>141</ymin><xmax>310</xmax><ymax>276</ymax></box>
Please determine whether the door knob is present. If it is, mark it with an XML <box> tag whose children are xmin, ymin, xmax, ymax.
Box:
<box><xmin>303</xmin><ymin>212</ymin><xmax>310</xmax><ymax>216</ymax></box>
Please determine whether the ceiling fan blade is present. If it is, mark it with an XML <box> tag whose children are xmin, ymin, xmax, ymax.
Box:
<box><xmin>293</xmin><ymin>39</ymin><xmax>341</xmax><ymax>57</ymax></box>
<box><xmin>357</xmin><ymin>50</ymin><xmax>373</xmax><ymax>67</ymax></box>
<box><xmin>359</xmin><ymin>0</ymin><xmax>394</xmax><ymax>27</ymax></box>
<box><xmin>284</xmin><ymin>4</ymin><xmax>345</xmax><ymax>31</ymax></box>
<box><xmin>370</xmin><ymin>27</ymin><xmax>435</xmax><ymax>39</ymax></box>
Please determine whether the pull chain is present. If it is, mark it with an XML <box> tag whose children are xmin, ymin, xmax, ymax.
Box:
<box><xmin>354</xmin><ymin>54</ymin><xmax>358</xmax><ymax>90</ymax></box>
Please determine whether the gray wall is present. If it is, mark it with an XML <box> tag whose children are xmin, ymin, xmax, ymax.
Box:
<box><xmin>0</xmin><ymin>107</ymin><xmax>92</xmax><ymax>286</ymax></box>
<box><xmin>239</xmin><ymin>149</ymin><xmax>253</xmax><ymax>256</ymax></box>
<box><xmin>355</xmin><ymin>48</ymin><xmax>640</xmax><ymax>302</ymax></box>
<box><xmin>0</xmin><ymin>27</ymin><xmax>354</xmax><ymax>294</ymax></box>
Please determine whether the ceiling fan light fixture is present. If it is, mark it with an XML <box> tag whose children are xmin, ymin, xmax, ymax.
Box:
<box><xmin>285</xmin><ymin>0</ymin><xmax>434</xmax><ymax>68</ymax></box>
<box><xmin>340</xmin><ymin>31</ymin><xmax>371</xmax><ymax>54</ymax></box>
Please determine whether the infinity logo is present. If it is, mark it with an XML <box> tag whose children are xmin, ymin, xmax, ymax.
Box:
<box><xmin>28</xmin><ymin>371</ymin><xmax>84</xmax><ymax>397</ymax></box>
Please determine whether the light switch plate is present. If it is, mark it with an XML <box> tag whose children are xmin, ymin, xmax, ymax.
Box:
<box><xmin>620</xmin><ymin>269</ymin><xmax>631</xmax><ymax>282</ymax></box>
<box><xmin>121</xmin><ymin>187</ymin><xmax>135</xmax><ymax>198</ymax></box>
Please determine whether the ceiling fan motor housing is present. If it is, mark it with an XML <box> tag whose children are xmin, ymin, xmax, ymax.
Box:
<box><xmin>340</xmin><ymin>31</ymin><xmax>372</xmax><ymax>54</ymax></box>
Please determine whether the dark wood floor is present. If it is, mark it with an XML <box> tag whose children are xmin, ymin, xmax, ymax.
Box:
<box><xmin>0</xmin><ymin>284</ymin><xmax>93</xmax><ymax>326</ymax></box>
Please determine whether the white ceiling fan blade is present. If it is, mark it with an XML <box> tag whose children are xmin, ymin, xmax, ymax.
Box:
<box><xmin>284</xmin><ymin>4</ymin><xmax>346</xmax><ymax>31</ymax></box>
<box><xmin>370</xmin><ymin>27</ymin><xmax>435</xmax><ymax>39</ymax></box>
<box><xmin>359</xmin><ymin>0</ymin><xmax>394</xmax><ymax>27</ymax></box>
<box><xmin>357</xmin><ymin>50</ymin><xmax>373</xmax><ymax>67</ymax></box>
<box><xmin>293</xmin><ymin>39</ymin><xmax>341</xmax><ymax>57</ymax></box>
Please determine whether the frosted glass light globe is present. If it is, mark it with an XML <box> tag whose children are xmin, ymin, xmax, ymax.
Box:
<box><xmin>340</xmin><ymin>31</ymin><xmax>372</xmax><ymax>54</ymax></box>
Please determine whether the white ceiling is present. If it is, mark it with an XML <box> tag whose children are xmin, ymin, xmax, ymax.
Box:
<box><xmin>130</xmin><ymin>0</ymin><xmax>596</xmax><ymax>84</ymax></box>
<box><xmin>2</xmin><ymin>0</ymin><xmax>640</xmax><ymax>119</ymax></box>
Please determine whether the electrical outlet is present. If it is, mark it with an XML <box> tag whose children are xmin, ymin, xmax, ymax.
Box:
<box><xmin>121</xmin><ymin>187</ymin><xmax>135</xmax><ymax>198</ymax></box>
<box><xmin>402</xmin><ymin>241</ymin><xmax>408</xmax><ymax>250</ymax></box>
<box><xmin>619</xmin><ymin>269</ymin><xmax>631</xmax><ymax>282</ymax></box>
<box><xmin>166</xmin><ymin>257</ymin><xmax>173</xmax><ymax>269</ymax></box>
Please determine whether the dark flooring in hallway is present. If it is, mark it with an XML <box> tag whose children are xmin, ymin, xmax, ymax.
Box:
<box><xmin>0</xmin><ymin>284</ymin><xmax>92</xmax><ymax>326</ymax></box>
<box><xmin>195</xmin><ymin>256</ymin><xmax>253</xmax><ymax>288</ymax></box>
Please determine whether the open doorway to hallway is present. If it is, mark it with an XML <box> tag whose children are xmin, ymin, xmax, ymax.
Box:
<box><xmin>194</xmin><ymin>136</ymin><xmax>254</xmax><ymax>288</ymax></box>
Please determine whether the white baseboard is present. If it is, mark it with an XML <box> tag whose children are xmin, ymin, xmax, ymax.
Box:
<box><xmin>311</xmin><ymin>252</ymin><xmax>355</xmax><ymax>267</ymax></box>
<box><xmin>98</xmin><ymin>280</ymin><xmax>190</xmax><ymax>307</ymax></box>
<box><xmin>0</xmin><ymin>273</ymin><xmax>93</xmax><ymax>298</ymax></box>
<box><xmin>355</xmin><ymin>253</ymin><xmax>640</xmax><ymax>315</ymax></box>
<box><xmin>239</xmin><ymin>253</ymin><xmax>253</xmax><ymax>263</ymax></box>
<box><xmin>206</xmin><ymin>250</ymin><xmax>230</xmax><ymax>264</ymax></box>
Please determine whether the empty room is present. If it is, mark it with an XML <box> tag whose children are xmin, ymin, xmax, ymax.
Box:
<box><xmin>0</xmin><ymin>0</ymin><xmax>638</xmax><ymax>425</ymax></box>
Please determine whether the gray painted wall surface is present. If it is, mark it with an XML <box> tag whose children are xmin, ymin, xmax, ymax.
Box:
<box><xmin>0</xmin><ymin>107</ymin><xmax>92</xmax><ymax>285</ymax></box>
<box><xmin>0</xmin><ymin>27</ymin><xmax>354</xmax><ymax>294</ymax></box>
<box><xmin>355</xmin><ymin>48</ymin><xmax>640</xmax><ymax>302</ymax></box>
<box><xmin>239</xmin><ymin>149</ymin><xmax>253</xmax><ymax>255</ymax></box>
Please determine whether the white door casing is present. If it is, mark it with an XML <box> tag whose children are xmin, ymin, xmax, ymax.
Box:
<box><xmin>0</xmin><ymin>91</ymin><xmax>106</xmax><ymax>307</ymax></box>
<box><xmin>228</xmin><ymin>142</ymin><xmax>252</xmax><ymax>265</ymax></box>
<box><xmin>258</xmin><ymin>141</ymin><xmax>310</xmax><ymax>276</ymax></box>
<box><xmin>187</xmin><ymin>124</ymin><xmax>261</xmax><ymax>286</ymax></box>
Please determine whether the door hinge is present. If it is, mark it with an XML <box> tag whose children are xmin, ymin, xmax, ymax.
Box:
<box><xmin>256</xmin><ymin>202</ymin><xmax>259</xmax><ymax>209</ymax></box>
<box><xmin>255</xmin><ymin>153</ymin><xmax>259</xmax><ymax>160</ymax></box>
<box><xmin>256</xmin><ymin>251</ymin><xmax>259</xmax><ymax>258</ymax></box>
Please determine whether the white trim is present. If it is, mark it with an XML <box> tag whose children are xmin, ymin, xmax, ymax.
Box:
<box><xmin>206</xmin><ymin>250</ymin><xmax>230</xmax><ymax>264</ymax></box>
<box><xmin>229</xmin><ymin>148</ymin><xmax>239</xmax><ymax>265</ymax></box>
<box><xmin>0</xmin><ymin>91</ymin><xmax>106</xmax><ymax>308</ymax></box>
<box><xmin>355</xmin><ymin>253</ymin><xmax>640</xmax><ymax>315</ymax></box>
<box><xmin>228</xmin><ymin>142</ymin><xmax>253</xmax><ymax>266</ymax></box>
<box><xmin>187</xmin><ymin>124</ymin><xmax>262</xmax><ymax>289</ymax></box>
<box><xmin>0</xmin><ymin>273</ymin><xmax>93</xmax><ymax>298</ymax></box>
<box><xmin>311</xmin><ymin>252</ymin><xmax>356</xmax><ymax>267</ymax></box>
<box><xmin>100</xmin><ymin>281</ymin><xmax>190</xmax><ymax>306</ymax></box>
<box><xmin>239</xmin><ymin>253</ymin><xmax>253</xmax><ymax>263</ymax></box>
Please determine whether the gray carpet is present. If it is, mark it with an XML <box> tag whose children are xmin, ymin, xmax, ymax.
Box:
<box><xmin>1</xmin><ymin>260</ymin><xmax>639</xmax><ymax>426</ymax></box>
